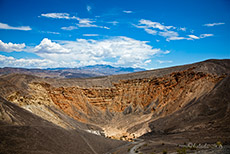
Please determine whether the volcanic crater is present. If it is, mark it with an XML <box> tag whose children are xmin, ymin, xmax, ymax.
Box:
<box><xmin>1</xmin><ymin>59</ymin><xmax>230</xmax><ymax>154</ymax></box>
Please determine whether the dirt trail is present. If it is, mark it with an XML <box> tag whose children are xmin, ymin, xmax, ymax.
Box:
<box><xmin>129</xmin><ymin>140</ymin><xmax>145</xmax><ymax>154</ymax></box>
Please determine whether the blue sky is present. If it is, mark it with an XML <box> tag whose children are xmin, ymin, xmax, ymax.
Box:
<box><xmin>0</xmin><ymin>0</ymin><xmax>229</xmax><ymax>69</ymax></box>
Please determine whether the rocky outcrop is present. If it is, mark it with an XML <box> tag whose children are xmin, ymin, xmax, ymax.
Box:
<box><xmin>47</xmin><ymin>69</ymin><xmax>224</xmax><ymax>118</ymax></box>
<box><xmin>7</xmin><ymin>82</ymin><xmax>73</xmax><ymax>129</ymax></box>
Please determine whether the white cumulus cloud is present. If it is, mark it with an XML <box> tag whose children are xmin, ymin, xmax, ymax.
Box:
<box><xmin>0</xmin><ymin>37</ymin><xmax>172</xmax><ymax>68</ymax></box>
<box><xmin>0</xmin><ymin>22</ymin><xmax>31</xmax><ymax>31</ymax></box>
<box><xmin>0</xmin><ymin>40</ymin><xmax>25</xmax><ymax>52</ymax></box>
<box><xmin>31</xmin><ymin>37</ymin><xmax>168</xmax><ymax>68</ymax></box>
<box><xmin>0</xmin><ymin>55</ymin><xmax>78</xmax><ymax>68</ymax></box>
<box><xmin>33</xmin><ymin>38</ymin><xmax>70</xmax><ymax>54</ymax></box>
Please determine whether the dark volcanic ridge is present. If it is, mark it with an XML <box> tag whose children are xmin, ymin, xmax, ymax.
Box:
<box><xmin>0</xmin><ymin>59</ymin><xmax>230</xmax><ymax>154</ymax></box>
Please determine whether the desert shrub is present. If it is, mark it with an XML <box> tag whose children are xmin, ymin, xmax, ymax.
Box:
<box><xmin>177</xmin><ymin>147</ymin><xmax>186</xmax><ymax>154</ymax></box>
<box><xmin>216</xmin><ymin>141</ymin><xmax>222</xmax><ymax>147</ymax></box>
<box><xmin>162</xmin><ymin>149</ymin><xmax>167</xmax><ymax>154</ymax></box>
<box><xmin>143</xmin><ymin>143</ymin><xmax>148</xmax><ymax>146</ymax></box>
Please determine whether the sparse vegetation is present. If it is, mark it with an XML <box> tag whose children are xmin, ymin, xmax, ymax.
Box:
<box><xmin>162</xmin><ymin>149</ymin><xmax>167</xmax><ymax>154</ymax></box>
<box><xmin>177</xmin><ymin>147</ymin><xmax>187</xmax><ymax>154</ymax></box>
<box><xmin>216</xmin><ymin>141</ymin><xmax>222</xmax><ymax>147</ymax></box>
<box><xmin>143</xmin><ymin>143</ymin><xmax>148</xmax><ymax>146</ymax></box>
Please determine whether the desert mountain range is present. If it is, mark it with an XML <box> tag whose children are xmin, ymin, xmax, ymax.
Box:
<box><xmin>0</xmin><ymin>59</ymin><xmax>230</xmax><ymax>154</ymax></box>
<box><xmin>0</xmin><ymin>64</ymin><xmax>145</xmax><ymax>78</ymax></box>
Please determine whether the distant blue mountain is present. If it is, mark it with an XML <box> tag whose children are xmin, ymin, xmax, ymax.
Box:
<box><xmin>77</xmin><ymin>64</ymin><xmax>145</xmax><ymax>75</ymax></box>
<box><xmin>79</xmin><ymin>64</ymin><xmax>114</xmax><ymax>69</ymax></box>
<box><xmin>45</xmin><ymin>67</ymin><xmax>74</xmax><ymax>70</ymax></box>
<box><xmin>1</xmin><ymin>65</ymin><xmax>145</xmax><ymax>78</ymax></box>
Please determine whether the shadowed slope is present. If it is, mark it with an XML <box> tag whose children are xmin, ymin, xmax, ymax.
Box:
<box><xmin>0</xmin><ymin>96</ymin><xmax>124</xmax><ymax>154</ymax></box>
<box><xmin>142</xmin><ymin>76</ymin><xmax>230</xmax><ymax>144</ymax></box>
